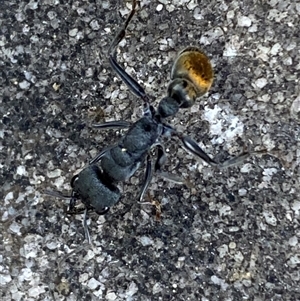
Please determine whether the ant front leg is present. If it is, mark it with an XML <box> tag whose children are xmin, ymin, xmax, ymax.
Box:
<box><xmin>108</xmin><ymin>0</ymin><xmax>150</xmax><ymax>104</ymax></box>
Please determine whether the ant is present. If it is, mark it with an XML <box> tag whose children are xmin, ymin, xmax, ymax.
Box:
<box><xmin>46</xmin><ymin>0</ymin><xmax>254</xmax><ymax>242</ymax></box>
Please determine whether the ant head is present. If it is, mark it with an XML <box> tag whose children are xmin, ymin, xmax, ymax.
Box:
<box><xmin>168</xmin><ymin>47</ymin><xmax>214</xmax><ymax>108</ymax></box>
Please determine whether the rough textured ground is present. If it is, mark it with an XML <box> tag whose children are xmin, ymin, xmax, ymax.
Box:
<box><xmin>1</xmin><ymin>0</ymin><xmax>300</xmax><ymax>300</ymax></box>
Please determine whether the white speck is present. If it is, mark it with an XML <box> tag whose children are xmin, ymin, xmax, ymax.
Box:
<box><xmin>202</xmin><ymin>233</ymin><xmax>211</xmax><ymax>241</ymax></box>
<box><xmin>9</xmin><ymin>221</ymin><xmax>22</xmax><ymax>234</ymax></box>
<box><xmin>292</xmin><ymin>200</ymin><xmax>300</xmax><ymax>215</ymax></box>
<box><xmin>156</xmin><ymin>4</ymin><xmax>163</xmax><ymax>11</ymax></box>
<box><xmin>18</xmin><ymin>268</ymin><xmax>33</xmax><ymax>282</ymax></box>
<box><xmin>17</xmin><ymin>165</ymin><xmax>28</xmax><ymax>176</ymax></box>
<box><xmin>90</xmin><ymin>19</ymin><xmax>100</xmax><ymax>31</ymax></box>
<box><xmin>19</xmin><ymin>80</ymin><xmax>31</xmax><ymax>90</ymax></box>
<box><xmin>47</xmin><ymin>10</ymin><xmax>57</xmax><ymax>20</ymax></box>
<box><xmin>193</xmin><ymin>7</ymin><xmax>203</xmax><ymax>20</ymax></box>
<box><xmin>257</xmin><ymin>45</ymin><xmax>270</xmax><ymax>61</ymax></box>
<box><xmin>69</xmin><ymin>28</ymin><xmax>78</xmax><ymax>37</ymax></box>
<box><xmin>47</xmin><ymin>169</ymin><xmax>62</xmax><ymax>178</ymax></box>
<box><xmin>46</xmin><ymin>241</ymin><xmax>58</xmax><ymax>250</ymax></box>
<box><xmin>84</xmin><ymin>250</ymin><xmax>95</xmax><ymax>261</ymax></box>
<box><xmin>24</xmin><ymin>71</ymin><xmax>33</xmax><ymax>81</ymax></box>
<box><xmin>12</xmin><ymin>291</ymin><xmax>24</xmax><ymax>301</ymax></box>
<box><xmin>15</xmin><ymin>12</ymin><xmax>26</xmax><ymax>22</ymax></box>
<box><xmin>283</xmin><ymin>56</ymin><xmax>292</xmax><ymax>66</ymax></box>
<box><xmin>139</xmin><ymin>235</ymin><xmax>153</xmax><ymax>246</ymax></box>
<box><xmin>22</xmin><ymin>235</ymin><xmax>43</xmax><ymax>258</ymax></box>
<box><xmin>240</xmin><ymin>163</ymin><xmax>252</xmax><ymax>173</ymax></box>
<box><xmin>290</xmin><ymin>94</ymin><xmax>300</xmax><ymax>120</ymax></box>
<box><xmin>87</xmin><ymin>278</ymin><xmax>100</xmax><ymax>290</ymax></box>
<box><xmin>217</xmin><ymin>244</ymin><xmax>228</xmax><ymax>258</ymax></box>
<box><xmin>263</xmin><ymin>211</ymin><xmax>277</xmax><ymax>226</ymax></box>
<box><xmin>27</xmin><ymin>1</ymin><xmax>38</xmax><ymax>10</ymax></box>
<box><xmin>152</xmin><ymin>283</ymin><xmax>162</xmax><ymax>294</ymax></box>
<box><xmin>262</xmin><ymin>167</ymin><xmax>277</xmax><ymax>182</ymax></box>
<box><xmin>0</xmin><ymin>274</ymin><xmax>12</xmax><ymax>285</ymax></box>
<box><xmin>238</xmin><ymin>188</ymin><xmax>247</xmax><ymax>196</ymax></box>
<box><xmin>238</xmin><ymin>16</ymin><xmax>252</xmax><ymax>27</ymax></box>
<box><xmin>106</xmin><ymin>292</ymin><xmax>117</xmax><ymax>300</ymax></box>
<box><xmin>234</xmin><ymin>251</ymin><xmax>244</xmax><ymax>264</ymax></box>
<box><xmin>79</xmin><ymin>273</ymin><xmax>89</xmax><ymax>283</ymax></box>
<box><xmin>255</xmin><ymin>78</ymin><xmax>267</xmax><ymax>89</ymax></box>
<box><xmin>229</xmin><ymin>226</ymin><xmax>240</xmax><ymax>232</ymax></box>
<box><xmin>4</xmin><ymin>191</ymin><xmax>14</xmax><ymax>202</ymax></box>
<box><xmin>227</xmin><ymin>10</ymin><xmax>235</xmax><ymax>20</ymax></box>
<box><xmin>270</xmin><ymin>43</ymin><xmax>281</xmax><ymax>55</ymax></box>
<box><xmin>119</xmin><ymin>5</ymin><xmax>131</xmax><ymax>17</ymax></box>
<box><xmin>287</xmin><ymin>255</ymin><xmax>300</xmax><ymax>268</ymax></box>
<box><xmin>53</xmin><ymin>176</ymin><xmax>65</xmax><ymax>189</ymax></box>
<box><xmin>262</xmin><ymin>134</ymin><xmax>276</xmax><ymax>151</ymax></box>
<box><xmin>268</xmin><ymin>9</ymin><xmax>288</xmax><ymax>22</ymax></box>
<box><xmin>211</xmin><ymin>275</ymin><xmax>229</xmax><ymax>290</ymax></box>
<box><xmin>125</xmin><ymin>281</ymin><xmax>138</xmax><ymax>296</ymax></box>
<box><xmin>28</xmin><ymin>286</ymin><xmax>46</xmax><ymax>297</ymax></box>
<box><xmin>187</xmin><ymin>2</ymin><xmax>198</xmax><ymax>10</ymax></box>
<box><xmin>219</xmin><ymin>205</ymin><xmax>231</xmax><ymax>217</ymax></box>
<box><xmin>0</xmin><ymin>37</ymin><xmax>6</xmax><ymax>47</ymax></box>
<box><xmin>202</xmin><ymin>104</ymin><xmax>244</xmax><ymax>145</ymax></box>
<box><xmin>229</xmin><ymin>242</ymin><xmax>236</xmax><ymax>249</ymax></box>
<box><xmin>223</xmin><ymin>43</ymin><xmax>238</xmax><ymax>57</ymax></box>
<box><xmin>288</xmin><ymin>236</ymin><xmax>298</xmax><ymax>247</ymax></box>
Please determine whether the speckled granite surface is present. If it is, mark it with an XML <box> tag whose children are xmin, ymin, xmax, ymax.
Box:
<box><xmin>1</xmin><ymin>0</ymin><xmax>300</xmax><ymax>300</ymax></box>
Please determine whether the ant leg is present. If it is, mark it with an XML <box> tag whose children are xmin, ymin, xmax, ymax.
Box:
<box><xmin>138</xmin><ymin>154</ymin><xmax>153</xmax><ymax>202</ymax></box>
<box><xmin>44</xmin><ymin>190</ymin><xmax>71</xmax><ymax>199</ymax></box>
<box><xmin>138</xmin><ymin>143</ymin><xmax>178</xmax><ymax>202</ymax></box>
<box><xmin>66</xmin><ymin>188</ymin><xmax>86</xmax><ymax>215</ymax></box>
<box><xmin>181</xmin><ymin>135</ymin><xmax>252</xmax><ymax>168</ymax></box>
<box><xmin>65</xmin><ymin>176</ymin><xmax>83</xmax><ymax>214</ymax></box>
<box><xmin>109</xmin><ymin>56</ymin><xmax>149</xmax><ymax>102</ymax></box>
<box><xmin>96</xmin><ymin>207</ymin><xmax>110</xmax><ymax>215</ymax></box>
<box><xmin>154</xmin><ymin>144</ymin><xmax>167</xmax><ymax>172</ymax></box>
<box><xmin>90</xmin><ymin>122</ymin><xmax>131</xmax><ymax>165</ymax></box>
<box><xmin>68</xmin><ymin>190</ymin><xmax>77</xmax><ymax>213</ymax></box>
<box><xmin>83</xmin><ymin>208</ymin><xmax>91</xmax><ymax>244</ymax></box>
<box><xmin>89</xmin><ymin>145</ymin><xmax>115</xmax><ymax>164</ymax></box>
<box><xmin>154</xmin><ymin>144</ymin><xmax>188</xmax><ymax>185</ymax></box>
<box><xmin>181</xmin><ymin>135</ymin><xmax>218</xmax><ymax>166</ymax></box>
<box><xmin>108</xmin><ymin>0</ymin><xmax>150</xmax><ymax>103</ymax></box>
<box><xmin>92</xmin><ymin>120</ymin><xmax>131</xmax><ymax>130</ymax></box>
<box><xmin>108</xmin><ymin>0</ymin><xmax>137</xmax><ymax>55</ymax></box>
<box><xmin>218</xmin><ymin>152</ymin><xmax>252</xmax><ymax>168</ymax></box>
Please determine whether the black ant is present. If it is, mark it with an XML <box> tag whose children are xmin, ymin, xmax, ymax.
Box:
<box><xmin>46</xmin><ymin>0</ymin><xmax>255</xmax><ymax>242</ymax></box>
